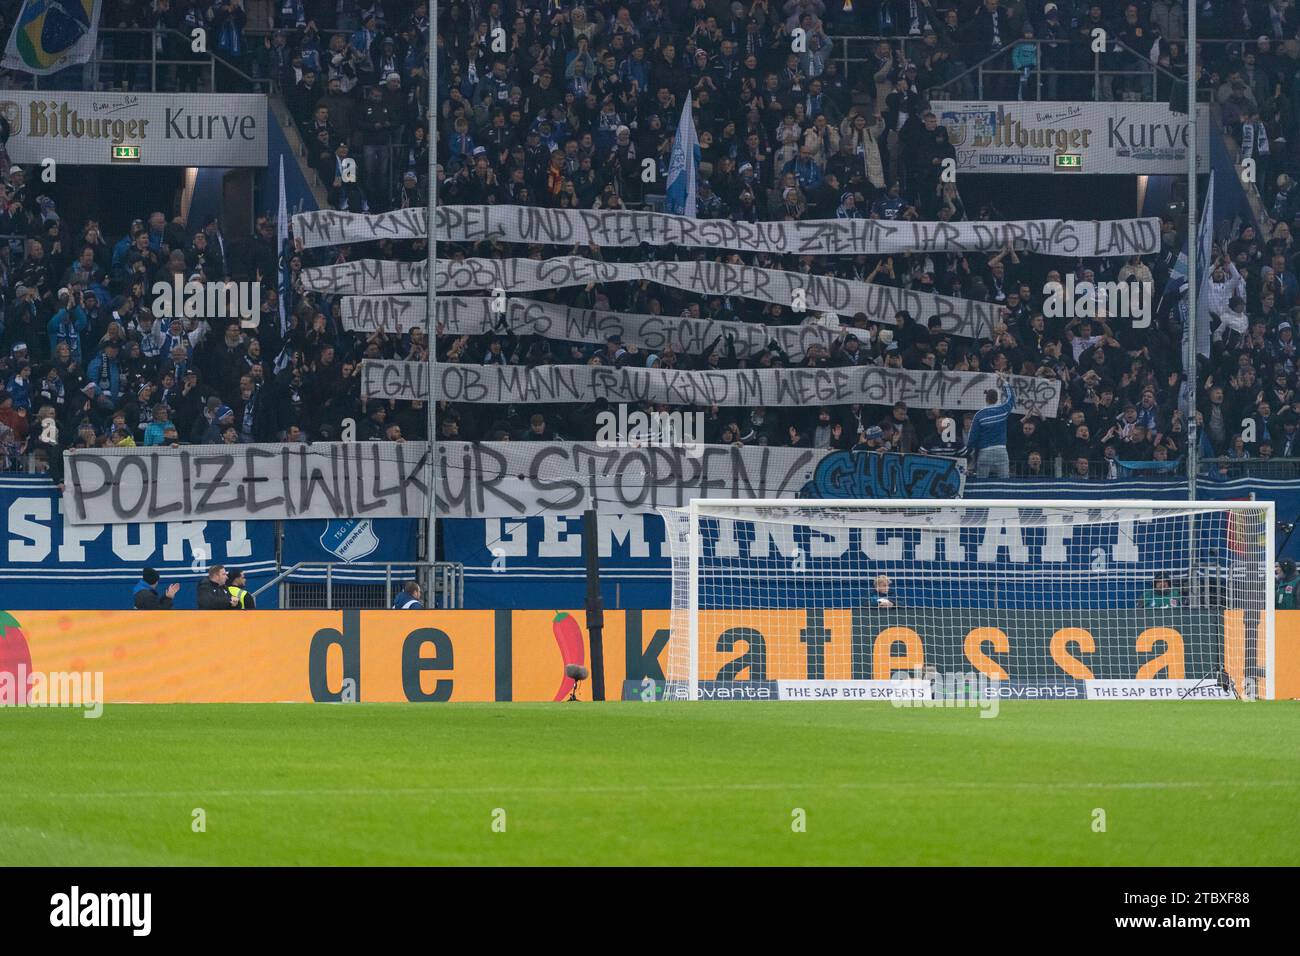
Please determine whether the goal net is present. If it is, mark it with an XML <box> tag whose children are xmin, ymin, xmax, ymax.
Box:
<box><xmin>659</xmin><ymin>500</ymin><xmax>1275</xmax><ymax>702</ymax></box>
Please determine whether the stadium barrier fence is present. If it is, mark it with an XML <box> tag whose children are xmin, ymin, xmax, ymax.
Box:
<box><xmin>253</xmin><ymin>560</ymin><xmax>465</xmax><ymax>609</ymax></box>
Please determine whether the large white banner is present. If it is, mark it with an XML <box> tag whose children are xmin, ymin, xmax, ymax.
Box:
<box><xmin>0</xmin><ymin>92</ymin><xmax>268</xmax><ymax>167</ymax></box>
<box><xmin>343</xmin><ymin>295</ymin><xmax>847</xmax><ymax>361</ymax></box>
<box><xmin>938</xmin><ymin>101</ymin><xmax>1210</xmax><ymax>175</ymax></box>
<box><xmin>304</xmin><ymin>256</ymin><xmax>1002</xmax><ymax>339</ymax></box>
<box><xmin>360</xmin><ymin>360</ymin><xmax>1062</xmax><ymax>417</ymax></box>
<box><xmin>62</xmin><ymin>441</ymin><xmax>964</xmax><ymax>523</ymax></box>
<box><xmin>292</xmin><ymin>205</ymin><xmax>1160</xmax><ymax>256</ymax></box>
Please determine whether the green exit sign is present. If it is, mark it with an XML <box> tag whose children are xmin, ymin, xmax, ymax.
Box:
<box><xmin>112</xmin><ymin>145</ymin><xmax>141</xmax><ymax>162</ymax></box>
<box><xmin>1055</xmin><ymin>153</ymin><xmax>1083</xmax><ymax>171</ymax></box>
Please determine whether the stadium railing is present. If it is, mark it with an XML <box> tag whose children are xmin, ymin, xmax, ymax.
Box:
<box><xmin>1003</xmin><ymin>458</ymin><xmax>1300</xmax><ymax>481</ymax></box>
<box><xmin>924</xmin><ymin>37</ymin><xmax>1184</xmax><ymax>103</ymax></box>
<box><xmin>23</xmin><ymin>27</ymin><xmax>270</xmax><ymax>94</ymax></box>
<box><xmin>252</xmin><ymin>560</ymin><xmax>465</xmax><ymax>610</ymax></box>
<box><xmin>16</xmin><ymin>29</ymin><xmax>1193</xmax><ymax>104</ymax></box>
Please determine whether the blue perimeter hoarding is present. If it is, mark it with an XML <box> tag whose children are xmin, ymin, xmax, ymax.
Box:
<box><xmin>445</xmin><ymin>477</ymin><xmax>1300</xmax><ymax>609</ymax></box>
<box><xmin>7</xmin><ymin>474</ymin><xmax>1299</xmax><ymax>610</ymax></box>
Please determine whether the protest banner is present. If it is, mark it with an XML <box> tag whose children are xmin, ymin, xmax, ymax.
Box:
<box><xmin>359</xmin><ymin>360</ymin><xmax>1061</xmax><ymax>417</ymax></box>
<box><xmin>292</xmin><ymin>206</ymin><xmax>1161</xmax><ymax>257</ymax></box>
<box><xmin>341</xmin><ymin>295</ymin><xmax>847</xmax><ymax>361</ymax></box>
<box><xmin>304</xmin><ymin>256</ymin><xmax>1003</xmax><ymax>338</ymax></box>
<box><xmin>64</xmin><ymin>441</ymin><xmax>881</xmax><ymax>523</ymax></box>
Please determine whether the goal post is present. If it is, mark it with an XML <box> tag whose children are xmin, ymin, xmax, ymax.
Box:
<box><xmin>659</xmin><ymin>499</ymin><xmax>1276</xmax><ymax>702</ymax></box>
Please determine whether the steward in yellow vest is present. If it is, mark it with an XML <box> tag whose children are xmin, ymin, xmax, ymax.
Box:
<box><xmin>227</xmin><ymin>570</ymin><xmax>257</xmax><ymax>609</ymax></box>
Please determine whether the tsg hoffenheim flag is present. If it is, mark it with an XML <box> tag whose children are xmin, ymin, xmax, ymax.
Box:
<box><xmin>3</xmin><ymin>0</ymin><xmax>101</xmax><ymax>75</ymax></box>
<box><xmin>665</xmin><ymin>97</ymin><xmax>700</xmax><ymax>218</ymax></box>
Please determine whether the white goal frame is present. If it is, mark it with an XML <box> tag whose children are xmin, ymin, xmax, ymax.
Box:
<box><xmin>676</xmin><ymin>498</ymin><xmax>1276</xmax><ymax>701</ymax></box>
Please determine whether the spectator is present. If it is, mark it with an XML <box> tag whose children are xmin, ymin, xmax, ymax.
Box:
<box><xmin>227</xmin><ymin>569</ymin><xmax>257</xmax><ymax>609</ymax></box>
<box><xmin>1278</xmin><ymin>560</ymin><xmax>1300</xmax><ymax>610</ymax></box>
<box><xmin>870</xmin><ymin>574</ymin><xmax>898</xmax><ymax>608</ymax></box>
<box><xmin>1141</xmin><ymin>573</ymin><xmax>1183</xmax><ymax>609</ymax></box>
<box><xmin>133</xmin><ymin>567</ymin><xmax>180</xmax><ymax>609</ymax></box>
<box><xmin>197</xmin><ymin>565</ymin><xmax>238</xmax><ymax>609</ymax></box>
<box><xmin>963</xmin><ymin>374</ymin><xmax>1015</xmax><ymax>478</ymax></box>
<box><xmin>393</xmin><ymin>580</ymin><xmax>423</xmax><ymax>609</ymax></box>
<box><xmin>0</xmin><ymin>1</ymin><xmax>1260</xmax><ymax>497</ymax></box>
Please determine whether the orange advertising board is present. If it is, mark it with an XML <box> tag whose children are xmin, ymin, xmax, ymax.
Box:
<box><xmin>1272</xmin><ymin>611</ymin><xmax>1300</xmax><ymax>700</ymax></box>
<box><xmin>0</xmin><ymin>608</ymin><xmax>1296</xmax><ymax>702</ymax></box>
<box><xmin>0</xmin><ymin>609</ymin><xmax>672</xmax><ymax>703</ymax></box>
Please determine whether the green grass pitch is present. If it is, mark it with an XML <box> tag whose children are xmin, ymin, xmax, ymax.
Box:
<box><xmin>1</xmin><ymin>702</ymin><xmax>1296</xmax><ymax>866</ymax></box>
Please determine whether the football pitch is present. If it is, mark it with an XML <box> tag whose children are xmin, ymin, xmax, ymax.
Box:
<box><xmin>1</xmin><ymin>702</ymin><xmax>1296</xmax><ymax>866</ymax></box>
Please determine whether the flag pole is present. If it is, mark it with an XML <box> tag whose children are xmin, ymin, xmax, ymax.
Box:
<box><xmin>424</xmin><ymin>2</ymin><xmax>440</xmax><ymax>597</ymax></box>
<box><xmin>277</xmin><ymin>156</ymin><xmax>287</xmax><ymax>337</ymax></box>
<box><xmin>1185</xmin><ymin>18</ymin><xmax>1199</xmax><ymax>609</ymax></box>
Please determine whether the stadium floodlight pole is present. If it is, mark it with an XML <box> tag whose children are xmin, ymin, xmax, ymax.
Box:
<box><xmin>1185</xmin><ymin>11</ymin><xmax>1198</xmax><ymax>503</ymax></box>
<box><xmin>424</xmin><ymin>2</ymin><xmax>440</xmax><ymax>594</ymax></box>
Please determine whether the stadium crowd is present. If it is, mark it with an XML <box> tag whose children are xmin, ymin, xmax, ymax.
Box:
<box><xmin>0</xmin><ymin>1</ymin><xmax>1297</xmax><ymax>482</ymax></box>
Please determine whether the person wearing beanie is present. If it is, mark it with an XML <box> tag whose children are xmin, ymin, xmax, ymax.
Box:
<box><xmin>133</xmin><ymin>567</ymin><xmax>180</xmax><ymax>609</ymax></box>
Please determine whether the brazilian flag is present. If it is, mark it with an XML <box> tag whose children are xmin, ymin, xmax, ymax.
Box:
<box><xmin>3</xmin><ymin>0</ymin><xmax>101</xmax><ymax>75</ymax></box>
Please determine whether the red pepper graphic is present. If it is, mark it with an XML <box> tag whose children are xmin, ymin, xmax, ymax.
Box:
<box><xmin>552</xmin><ymin>611</ymin><xmax>586</xmax><ymax>701</ymax></box>
<box><xmin>0</xmin><ymin>611</ymin><xmax>31</xmax><ymax>705</ymax></box>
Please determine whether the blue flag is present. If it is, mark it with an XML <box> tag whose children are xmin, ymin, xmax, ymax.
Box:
<box><xmin>3</xmin><ymin>0</ymin><xmax>101</xmax><ymax>75</ymax></box>
<box><xmin>664</xmin><ymin>97</ymin><xmax>700</xmax><ymax>218</ymax></box>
